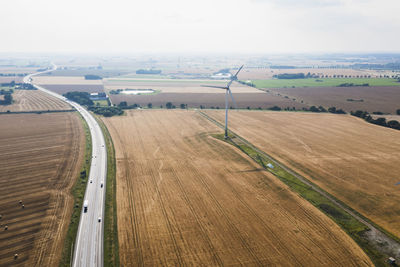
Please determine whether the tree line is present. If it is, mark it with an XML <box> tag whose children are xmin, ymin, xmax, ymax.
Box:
<box><xmin>351</xmin><ymin>110</ymin><xmax>400</xmax><ymax>130</ymax></box>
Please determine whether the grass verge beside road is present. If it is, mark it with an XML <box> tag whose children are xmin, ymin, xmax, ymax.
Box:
<box><xmin>96</xmin><ymin>116</ymin><xmax>120</xmax><ymax>267</ymax></box>
<box><xmin>59</xmin><ymin>113</ymin><xmax>92</xmax><ymax>267</ymax></box>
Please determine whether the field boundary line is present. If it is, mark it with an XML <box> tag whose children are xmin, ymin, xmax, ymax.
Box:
<box><xmin>0</xmin><ymin>109</ymin><xmax>75</xmax><ymax>115</ymax></box>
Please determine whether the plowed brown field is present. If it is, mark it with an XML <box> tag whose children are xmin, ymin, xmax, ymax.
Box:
<box><xmin>0</xmin><ymin>113</ymin><xmax>85</xmax><ymax>266</ymax></box>
<box><xmin>205</xmin><ymin>110</ymin><xmax>400</xmax><ymax>239</ymax></box>
<box><xmin>104</xmin><ymin>110</ymin><xmax>372</xmax><ymax>266</ymax></box>
<box><xmin>0</xmin><ymin>90</ymin><xmax>72</xmax><ymax>112</ymax></box>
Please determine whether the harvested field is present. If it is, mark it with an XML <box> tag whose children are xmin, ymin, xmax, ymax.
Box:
<box><xmin>0</xmin><ymin>113</ymin><xmax>85</xmax><ymax>266</ymax></box>
<box><xmin>0</xmin><ymin>77</ymin><xmax>24</xmax><ymax>83</ymax></box>
<box><xmin>104</xmin><ymin>110</ymin><xmax>372</xmax><ymax>266</ymax></box>
<box><xmin>108</xmin><ymin>91</ymin><xmax>306</xmax><ymax>109</ymax></box>
<box><xmin>105</xmin><ymin>82</ymin><xmax>261</xmax><ymax>94</ymax></box>
<box><xmin>269</xmin><ymin>86</ymin><xmax>400</xmax><ymax>114</ymax></box>
<box><xmin>205</xmin><ymin>110</ymin><xmax>400</xmax><ymax>239</ymax></box>
<box><xmin>40</xmin><ymin>84</ymin><xmax>104</xmax><ymax>95</ymax></box>
<box><xmin>104</xmin><ymin>79</ymin><xmax>260</xmax><ymax>93</ymax></box>
<box><xmin>33</xmin><ymin>76</ymin><xmax>103</xmax><ymax>85</ymax></box>
<box><xmin>0</xmin><ymin>90</ymin><xmax>72</xmax><ymax>112</ymax></box>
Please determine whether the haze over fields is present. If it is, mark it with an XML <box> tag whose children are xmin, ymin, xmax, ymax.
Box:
<box><xmin>1</xmin><ymin>0</ymin><xmax>400</xmax><ymax>54</ymax></box>
<box><xmin>2</xmin><ymin>0</ymin><xmax>400</xmax><ymax>266</ymax></box>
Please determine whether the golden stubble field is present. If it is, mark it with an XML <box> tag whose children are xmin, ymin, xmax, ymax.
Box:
<box><xmin>0</xmin><ymin>90</ymin><xmax>72</xmax><ymax>112</ymax></box>
<box><xmin>205</xmin><ymin>110</ymin><xmax>400</xmax><ymax>238</ymax></box>
<box><xmin>0</xmin><ymin>113</ymin><xmax>84</xmax><ymax>266</ymax></box>
<box><xmin>104</xmin><ymin>110</ymin><xmax>372</xmax><ymax>266</ymax></box>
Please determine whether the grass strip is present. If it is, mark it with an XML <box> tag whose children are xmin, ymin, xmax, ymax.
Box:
<box><xmin>96</xmin><ymin>116</ymin><xmax>120</xmax><ymax>267</ymax></box>
<box><xmin>59</xmin><ymin>112</ymin><xmax>92</xmax><ymax>267</ymax></box>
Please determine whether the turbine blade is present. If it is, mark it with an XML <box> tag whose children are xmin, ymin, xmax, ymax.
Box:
<box><xmin>201</xmin><ymin>85</ymin><xmax>228</xmax><ymax>89</ymax></box>
<box><xmin>233</xmin><ymin>65</ymin><xmax>244</xmax><ymax>78</ymax></box>
<box><xmin>228</xmin><ymin>88</ymin><xmax>237</xmax><ymax>109</ymax></box>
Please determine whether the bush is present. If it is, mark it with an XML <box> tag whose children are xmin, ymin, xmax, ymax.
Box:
<box><xmin>118</xmin><ymin>101</ymin><xmax>127</xmax><ymax>107</ymax></box>
<box><xmin>268</xmin><ymin>106</ymin><xmax>281</xmax><ymax>111</ymax></box>
<box><xmin>274</xmin><ymin>73</ymin><xmax>305</xmax><ymax>79</ymax></box>
<box><xmin>88</xmin><ymin>106</ymin><xmax>123</xmax><ymax>117</ymax></box>
<box><xmin>64</xmin><ymin>92</ymin><xmax>94</xmax><ymax>106</ymax></box>
<box><xmin>396</xmin><ymin>109</ymin><xmax>400</xmax><ymax>115</ymax></box>
<box><xmin>84</xmin><ymin>74</ymin><xmax>102</xmax><ymax>80</ymax></box>
<box><xmin>387</xmin><ymin>120</ymin><xmax>400</xmax><ymax>130</ymax></box>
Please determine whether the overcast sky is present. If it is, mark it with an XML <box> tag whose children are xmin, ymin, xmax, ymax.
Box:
<box><xmin>1</xmin><ymin>0</ymin><xmax>399</xmax><ymax>54</ymax></box>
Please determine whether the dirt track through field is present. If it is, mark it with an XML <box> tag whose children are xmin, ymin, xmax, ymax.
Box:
<box><xmin>205</xmin><ymin>110</ymin><xmax>400</xmax><ymax>239</ymax></box>
<box><xmin>104</xmin><ymin>110</ymin><xmax>372</xmax><ymax>266</ymax></box>
<box><xmin>0</xmin><ymin>113</ymin><xmax>84</xmax><ymax>266</ymax></box>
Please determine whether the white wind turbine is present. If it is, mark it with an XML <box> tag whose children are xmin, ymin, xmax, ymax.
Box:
<box><xmin>202</xmin><ymin>65</ymin><xmax>244</xmax><ymax>139</ymax></box>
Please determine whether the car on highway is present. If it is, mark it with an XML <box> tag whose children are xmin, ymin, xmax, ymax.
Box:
<box><xmin>100</xmin><ymin>181</ymin><xmax>103</xmax><ymax>188</ymax></box>
<box><xmin>98</xmin><ymin>217</ymin><xmax>101</xmax><ymax>222</ymax></box>
<box><xmin>83</xmin><ymin>200</ymin><xmax>89</xmax><ymax>213</ymax></box>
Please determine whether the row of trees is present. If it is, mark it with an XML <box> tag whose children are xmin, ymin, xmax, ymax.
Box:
<box><xmin>136</xmin><ymin>69</ymin><xmax>162</xmax><ymax>74</ymax></box>
<box><xmin>118</xmin><ymin>101</ymin><xmax>188</xmax><ymax>110</ymax></box>
<box><xmin>351</xmin><ymin>110</ymin><xmax>400</xmax><ymax>130</ymax></box>
<box><xmin>0</xmin><ymin>73</ymin><xmax>28</xmax><ymax>77</ymax></box>
<box><xmin>88</xmin><ymin>106</ymin><xmax>123</xmax><ymax>117</ymax></box>
<box><xmin>84</xmin><ymin>74</ymin><xmax>102</xmax><ymax>80</ymax></box>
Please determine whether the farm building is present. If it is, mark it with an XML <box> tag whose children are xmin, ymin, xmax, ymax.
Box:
<box><xmin>90</xmin><ymin>92</ymin><xmax>108</xmax><ymax>101</ymax></box>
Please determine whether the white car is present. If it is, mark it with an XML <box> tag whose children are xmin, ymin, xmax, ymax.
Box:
<box><xmin>98</xmin><ymin>217</ymin><xmax>101</xmax><ymax>222</ymax></box>
<box><xmin>90</xmin><ymin>179</ymin><xmax>93</xmax><ymax>183</ymax></box>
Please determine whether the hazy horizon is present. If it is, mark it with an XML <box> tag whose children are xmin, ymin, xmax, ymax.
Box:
<box><xmin>1</xmin><ymin>0</ymin><xmax>400</xmax><ymax>54</ymax></box>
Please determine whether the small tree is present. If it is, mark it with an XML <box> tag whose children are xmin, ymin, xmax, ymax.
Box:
<box><xmin>166</xmin><ymin>102</ymin><xmax>173</xmax><ymax>109</ymax></box>
<box><xmin>147</xmin><ymin>103</ymin><xmax>153</xmax><ymax>109</ymax></box>
<box><xmin>3</xmin><ymin>94</ymin><xmax>12</xmax><ymax>105</ymax></box>
<box><xmin>118</xmin><ymin>101</ymin><xmax>127</xmax><ymax>107</ymax></box>
<box><xmin>396</xmin><ymin>109</ymin><xmax>400</xmax><ymax>115</ymax></box>
<box><xmin>180</xmin><ymin>103</ymin><xmax>186</xmax><ymax>109</ymax></box>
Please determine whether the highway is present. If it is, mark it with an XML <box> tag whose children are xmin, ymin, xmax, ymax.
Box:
<box><xmin>24</xmin><ymin>65</ymin><xmax>107</xmax><ymax>267</ymax></box>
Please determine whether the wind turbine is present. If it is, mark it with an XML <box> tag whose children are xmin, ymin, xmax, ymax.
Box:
<box><xmin>202</xmin><ymin>65</ymin><xmax>244</xmax><ymax>139</ymax></box>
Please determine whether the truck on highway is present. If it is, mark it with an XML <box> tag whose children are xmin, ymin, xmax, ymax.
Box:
<box><xmin>83</xmin><ymin>200</ymin><xmax>88</xmax><ymax>213</ymax></box>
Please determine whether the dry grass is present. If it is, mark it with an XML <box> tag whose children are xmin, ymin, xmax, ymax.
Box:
<box><xmin>0</xmin><ymin>90</ymin><xmax>72</xmax><ymax>112</ymax></box>
<box><xmin>104</xmin><ymin>109</ymin><xmax>372</xmax><ymax>266</ymax></box>
<box><xmin>205</xmin><ymin>110</ymin><xmax>400</xmax><ymax>239</ymax></box>
<box><xmin>0</xmin><ymin>113</ymin><xmax>85</xmax><ymax>266</ymax></box>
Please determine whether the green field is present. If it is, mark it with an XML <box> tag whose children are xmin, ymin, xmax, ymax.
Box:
<box><xmin>93</xmin><ymin>100</ymin><xmax>109</xmax><ymax>106</ymax></box>
<box><xmin>251</xmin><ymin>78</ymin><xmax>400</xmax><ymax>88</ymax></box>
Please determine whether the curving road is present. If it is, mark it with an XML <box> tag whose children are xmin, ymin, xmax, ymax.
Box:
<box><xmin>24</xmin><ymin>65</ymin><xmax>107</xmax><ymax>267</ymax></box>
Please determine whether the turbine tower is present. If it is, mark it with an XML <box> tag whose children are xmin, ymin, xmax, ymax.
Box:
<box><xmin>202</xmin><ymin>65</ymin><xmax>244</xmax><ymax>139</ymax></box>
